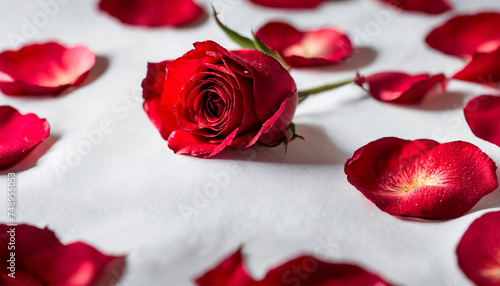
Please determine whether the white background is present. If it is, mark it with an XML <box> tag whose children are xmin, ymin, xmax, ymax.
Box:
<box><xmin>1</xmin><ymin>0</ymin><xmax>500</xmax><ymax>285</ymax></box>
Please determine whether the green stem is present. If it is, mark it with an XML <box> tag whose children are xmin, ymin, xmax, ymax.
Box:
<box><xmin>298</xmin><ymin>78</ymin><xmax>353</xmax><ymax>104</ymax></box>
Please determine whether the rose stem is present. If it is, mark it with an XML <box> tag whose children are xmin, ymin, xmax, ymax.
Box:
<box><xmin>298</xmin><ymin>78</ymin><xmax>353</xmax><ymax>104</ymax></box>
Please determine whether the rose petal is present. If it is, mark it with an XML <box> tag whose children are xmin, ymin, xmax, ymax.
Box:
<box><xmin>457</xmin><ymin>211</ymin><xmax>500</xmax><ymax>286</ymax></box>
<box><xmin>356</xmin><ymin>72</ymin><xmax>447</xmax><ymax>104</ymax></box>
<box><xmin>0</xmin><ymin>224</ymin><xmax>125</xmax><ymax>286</ymax></box>
<box><xmin>345</xmin><ymin>137</ymin><xmax>498</xmax><ymax>220</ymax></box>
<box><xmin>195</xmin><ymin>248</ymin><xmax>392</xmax><ymax>285</ymax></box>
<box><xmin>0</xmin><ymin>42</ymin><xmax>95</xmax><ymax>96</ymax></box>
<box><xmin>426</xmin><ymin>12</ymin><xmax>500</xmax><ymax>58</ymax></box>
<box><xmin>248</xmin><ymin>0</ymin><xmax>326</xmax><ymax>9</ymax></box>
<box><xmin>256</xmin><ymin>22</ymin><xmax>353</xmax><ymax>68</ymax></box>
<box><xmin>0</xmin><ymin>106</ymin><xmax>50</xmax><ymax>170</ymax></box>
<box><xmin>231</xmin><ymin>48</ymin><xmax>297</xmax><ymax>124</ymax></box>
<box><xmin>464</xmin><ymin>95</ymin><xmax>500</xmax><ymax>148</ymax></box>
<box><xmin>452</xmin><ymin>48</ymin><xmax>500</xmax><ymax>87</ymax></box>
<box><xmin>167</xmin><ymin>128</ymin><xmax>238</xmax><ymax>158</ymax></box>
<box><xmin>377</xmin><ymin>0</ymin><xmax>451</xmax><ymax>15</ymax></box>
<box><xmin>98</xmin><ymin>0</ymin><xmax>204</xmax><ymax>27</ymax></box>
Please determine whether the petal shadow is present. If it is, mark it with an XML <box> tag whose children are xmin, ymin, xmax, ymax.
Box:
<box><xmin>0</xmin><ymin>134</ymin><xmax>60</xmax><ymax>174</ymax></box>
<box><xmin>214</xmin><ymin>124</ymin><xmax>348</xmax><ymax>165</ymax></box>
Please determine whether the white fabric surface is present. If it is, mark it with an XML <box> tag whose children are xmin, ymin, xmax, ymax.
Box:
<box><xmin>1</xmin><ymin>0</ymin><xmax>500</xmax><ymax>285</ymax></box>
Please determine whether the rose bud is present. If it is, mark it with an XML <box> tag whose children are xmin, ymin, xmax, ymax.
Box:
<box><xmin>195</xmin><ymin>248</ymin><xmax>392</xmax><ymax>285</ymax></box>
<box><xmin>98</xmin><ymin>0</ymin><xmax>204</xmax><ymax>27</ymax></box>
<box><xmin>248</xmin><ymin>0</ymin><xmax>326</xmax><ymax>9</ymax></box>
<box><xmin>142</xmin><ymin>41</ymin><xmax>298</xmax><ymax>158</ymax></box>
<box><xmin>255</xmin><ymin>21</ymin><xmax>353</xmax><ymax>68</ymax></box>
<box><xmin>464</xmin><ymin>95</ymin><xmax>500</xmax><ymax>148</ymax></box>
<box><xmin>354</xmin><ymin>72</ymin><xmax>447</xmax><ymax>104</ymax></box>
<box><xmin>0</xmin><ymin>42</ymin><xmax>95</xmax><ymax>96</ymax></box>
<box><xmin>0</xmin><ymin>106</ymin><xmax>50</xmax><ymax>170</ymax></box>
<box><xmin>376</xmin><ymin>0</ymin><xmax>452</xmax><ymax>15</ymax></box>
<box><xmin>345</xmin><ymin>137</ymin><xmax>498</xmax><ymax>220</ymax></box>
<box><xmin>0</xmin><ymin>224</ymin><xmax>125</xmax><ymax>285</ymax></box>
<box><xmin>457</xmin><ymin>211</ymin><xmax>500</xmax><ymax>286</ymax></box>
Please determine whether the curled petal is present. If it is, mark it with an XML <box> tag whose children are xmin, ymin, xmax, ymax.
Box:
<box><xmin>464</xmin><ymin>95</ymin><xmax>500</xmax><ymax>148</ymax></box>
<box><xmin>256</xmin><ymin>22</ymin><xmax>353</xmax><ymax>68</ymax></box>
<box><xmin>344</xmin><ymin>137</ymin><xmax>498</xmax><ymax>220</ymax></box>
<box><xmin>195</xmin><ymin>248</ymin><xmax>392</xmax><ymax>285</ymax></box>
<box><xmin>452</xmin><ymin>48</ymin><xmax>500</xmax><ymax>87</ymax></box>
<box><xmin>356</xmin><ymin>72</ymin><xmax>447</xmax><ymax>104</ymax></box>
<box><xmin>0</xmin><ymin>42</ymin><xmax>95</xmax><ymax>96</ymax></box>
<box><xmin>248</xmin><ymin>0</ymin><xmax>326</xmax><ymax>9</ymax></box>
<box><xmin>457</xmin><ymin>211</ymin><xmax>500</xmax><ymax>286</ymax></box>
<box><xmin>377</xmin><ymin>0</ymin><xmax>451</xmax><ymax>15</ymax></box>
<box><xmin>426</xmin><ymin>12</ymin><xmax>500</xmax><ymax>58</ymax></box>
<box><xmin>0</xmin><ymin>224</ymin><xmax>125</xmax><ymax>286</ymax></box>
<box><xmin>98</xmin><ymin>0</ymin><xmax>204</xmax><ymax>27</ymax></box>
<box><xmin>167</xmin><ymin>128</ymin><xmax>238</xmax><ymax>158</ymax></box>
<box><xmin>0</xmin><ymin>106</ymin><xmax>50</xmax><ymax>170</ymax></box>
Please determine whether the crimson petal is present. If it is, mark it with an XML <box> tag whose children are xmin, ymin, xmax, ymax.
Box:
<box><xmin>195</xmin><ymin>248</ymin><xmax>392</xmax><ymax>285</ymax></box>
<box><xmin>248</xmin><ymin>0</ymin><xmax>326</xmax><ymax>9</ymax></box>
<box><xmin>452</xmin><ymin>48</ymin><xmax>500</xmax><ymax>87</ymax></box>
<box><xmin>345</xmin><ymin>137</ymin><xmax>498</xmax><ymax>220</ymax></box>
<box><xmin>355</xmin><ymin>72</ymin><xmax>447</xmax><ymax>104</ymax></box>
<box><xmin>0</xmin><ymin>42</ymin><xmax>95</xmax><ymax>96</ymax></box>
<box><xmin>426</xmin><ymin>12</ymin><xmax>500</xmax><ymax>58</ymax></box>
<box><xmin>464</xmin><ymin>95</ymin><xmax>500</xmax><ymax>148</ymax></box>
<box><xmin>0</xmin><ymin>106</ymin><xmax>50</xmax><ymax>170</ymax></box>
<box><xmin>0</xmin><ymin>224</ymin><xmax>125</xmax><ymax>285</ymax></box>
<box><xmin>98</xmin><ymin>0</ymin><xmax>204</xmax><ymax>27</ymax></box>
<box><xmin>377</xmin><ymin>0</ymin><xmax>451</xmax><ymax>15</ymax></box>
<box><xmin>457</xmin><ymin>211</ymin><xmax>500</xmax><ymax>286</ymax></box>
<box><xmin>256</xmin><ymin>22</ymin><xmax>353</xmax><ymax>68</ymax></box>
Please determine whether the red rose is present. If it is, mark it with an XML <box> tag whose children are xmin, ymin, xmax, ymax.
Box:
<box><xmin>142</xmin><ymin>41</ymin><xmax>298</xmax><ymax>158</ymax></box>
<box><xmin>0</xmin><ymin>224</ymin><xmax>125</xmax><ymax>285</ymax></box>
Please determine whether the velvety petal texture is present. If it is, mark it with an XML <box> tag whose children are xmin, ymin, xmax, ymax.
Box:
<box><xmin>344</xmin><ymin>137</ymin><xmax>498</xmax><ymax>220</ymax></box>
<box><xmin>98</xmin><ymin>0</ymin><xmax>204</xmax><ymax>27</ymax></box>
<box><xmin>377</xmin><ymin>0</ymin><xmax>451</xmax><ymax>14</ymax></box>
<box><xmin>0</xmin><ymin>42</ymin><xmax>95</xmax><ymax>96</ymax></box>
<box><xmin>256</xmin><ymin>22</ymin><xmax>353</xmax><ymax>68</ymax></box>
<box><xmin>452</xmin><ymin>48</ymin><xmax>500</xmax><ymax>87</ymax></box>
<box><xmin>426</xmin><ymin>12</ymin><xmax>500</xmax><ymax>58</ymax></box>
<box><xmin>457</xmin><ymin>211</ymin><xmax>500</xmax><ymax>286</ymax></box>
<box><xmin>195</xmin><ymin>248</ymin><xmax>392</xmax><ymax>285</ymax></box>
<box><xmin>0</xmin><ymin>106</ymin><xmax>50</xmax><ymax>170</ymax></box>
<box><xmin>355</xmin><ymin>72</ymin><xmax>447</xmax><ymax>104</ymax></box>
<box><xmin>142</xmin><ymin>41</ymin><xmax>298</xmax><ymax>158</ymax></box>
<box><xmin>0</xmin><ymin>224</ymin><xmax>125</xmax><ymax>285</ymax></box>
<box><xmin>248</xmin><ymin>0</ymin><xmax>326</xmax><ymax>9</ymax></box>
<box><xmin>426</xmin><ymin>12</ymin><xmax>500</xmax><ymax>87</ymax></box>
<box><xmin>464</xmin><ymin>95</ymin><xmax>500</xmax><ymax>148</ymax></box>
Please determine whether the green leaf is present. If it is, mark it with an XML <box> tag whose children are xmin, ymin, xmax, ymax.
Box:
<box><xmin>252</xmin><ymin>33</ymin><xmax>289</xmax><ymax>68</ymax></box>
<box><xmin>212</xmin><ymin>7</ymin><xmax>255</xmax><ymax>49</ymax></box>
